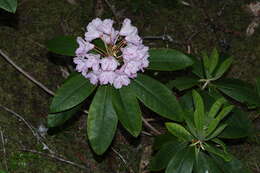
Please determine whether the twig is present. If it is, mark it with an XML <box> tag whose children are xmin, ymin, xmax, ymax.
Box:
<box><xmin>103</xmin><ymin>0</ymin><xmax>120</xmax><ymax>23</ymax></box>
<box><xmin>142</xmin><ymin>117</ymin><xmax>161</xmax><ymax>135</ymax></box>
<box><xmin>111</xmin><ymin>147</ymin><xmax>134</xmax><ymax>173</ymax></box>
<box><xmin>0</xmin><ymin>49</ymin><xmax>55</xmax><ymax>96</ymax></box>
<box><xmin>143</xmin><ymin>35</ymin><xmax>175</xmax><ymax>43</ymax></box>
<box><xmin>0</xmin><ymin>127</ymin><xmax>8</xmax><ymax>171</ymax></box>
<box><xmin>20</xmin><ymin>149</ymin><xmax>88</xmax><ymax>170</ymax></box>
<box><xmin>0</xmin><ymin>104</ymin><xmax>53</xmax><ymax>153</ymax></box>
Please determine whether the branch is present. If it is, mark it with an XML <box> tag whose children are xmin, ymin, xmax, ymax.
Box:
<box><xmin>21</xmin><ymin>149</ymin><xmax>89</xmax><ymax>170</ymax></box>
<box><xmin>0</xmin><ymin>127</ymin><xmax>8</xmax><ymax>171</ymax></box>
<box><xmin>0</xmin><ymin>104</ymin><xmax>53</xmax><ymax>153</ymax></box>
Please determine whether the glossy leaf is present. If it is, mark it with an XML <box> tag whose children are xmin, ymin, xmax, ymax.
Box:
<box><xmin>130</xmin><ymin>74</ymin><xmax>183</xmax><ymax>121</ymax></box>
<box><xmin>87</xmin><ymin>86</ymin><xmax>118</xmax><ymax>155</ymax></box>
<box><xmin>209</xmin><ymin>48</ymin><xmax>219</xmax><ymax>75</ymax></box>
<box><xmin>112</xmin><ymin>86</ymin><xmax>142</xmax><ymax>137</ymax></box>
<box><xmin>166</xmin><ymin>122</ymin><xmax>194</xmax><ymax>141</ymax></box>
<box><xmin>150</xmin><ymin>141</ymin><xmax>187</xmax><ymax>171</ymax></box>
<box><xmin>211</xmin><ymin>154</ymin><xmax>252</xmax><ymax>173</ymax></box>
<box><xmin>171</xmin><ymin>77</ymin><xmax>199</xmax><ymax>91</ymax></box>
<box><xmin>165</xmin><ymin>146</ymin><xmax>195</xmax><ymax>173</ymax></box>
<box><xmin>48</xmin><ymin>104</ymin><xmax>81</xmax><ymax>128</ymax></box>
<box><xmin>208</xmin><ymin>97</ymin><xmax>226</xmax><ymax>118</ymax></box>
<box><xmin>195</xmin><ymin>152</ymin><xmax>222</xmax><ymax>173</ymax></box>
<box><xmin>206</xmin><ymin>123</ymin><xmax>228</xmax><ymax>140</ymax></box>
<box><xmin>191</xmin><ymin>56</ymin><xmax>204</xmax><ymax>78</ymax></box>
<box><xmin>219</xmin><ymin>108</ymin><xmax>253</xmax><ymax>139</ymax></box>
<box><xmin>213</xmin><ymin>58</ymin><xmax>233</xmax><ymax>80</ymax></box>
<box><xmin>0</xmin><ymin>0</ymin><xmax>17</xmax><ymax>13</ymax></box>
<box><xmin>202</xmin><ymin>51</ymin><xmax>210</xmax><ymax>78</ymax></box>
<box><xmin>148</xmin><ymin>48</ymin><xmax>193</xmax><ymax>71</ymax></box>
<box><xmin>152</xmin><ymin>133</ymin><xmax>177</xmax><ymax>150</ymax></box>
<box><xmin>214</xmin><ymin>78</ymin><xmax>260</xmax><ymax>108</ymax></box>
<box><xmin>46</xmin><ymin>36</ymin><xmax>78</xmax><ymax>56</ymax></box>
<box><xmin>204</xmin><ymin>143</ymin><xmax>232</xmax><ymax>162</ymax></box>
<box><xmin>206</xmin><ymin>105</ymin><xmax>234</xmax><ymax>137</ymax></box>
<box><xmin>50</xmin><ymin>73</ymin><xmax>96</xmax><ymax>113</ymax></box>
<box><xmin>192</xmin><ymin>90</ymin><xmax>205</xmax><ymax>133</ymax></box>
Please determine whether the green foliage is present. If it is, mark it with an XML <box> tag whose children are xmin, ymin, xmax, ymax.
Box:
<box><xmin>0</xmin><ymin>0</ymin><xmax>17</xmax><ymax>13</ymax></box>
<box><xmin>148</xmin><ymin>48</ymin><xmax>194</xmax><ymax>71</ymax></box>
<box><xmin>129</xmin><ymin>74</ymin><xmax>184</xmax><ymax>121</ymax></box>
<box><xmin>171</xmin><ymin>48</ymin><xmax>260</xmax><ymax>109</ymax></box>
<box><xmin>87</xmin><ymin>86</ymin><xmax>118</xmax><ymax>155</ymax></box>
<box><xmin>150</xmin><ymin>91</ymin><xmax>251</xmax><ymax>173</ymax></box>
<box><xmin>50</xmin><ymin>73</ymin><xmax>96</xmax><ymax>113</ymax></box>
<box><xmin>112</xmin><ymin>86</ymin><xmax>142</xmax><ymax>137</ymax></box>
<box><xmin>46</xmin><ymin>36</ymin><xmax>78</xmax><ymax>56</ymax></box>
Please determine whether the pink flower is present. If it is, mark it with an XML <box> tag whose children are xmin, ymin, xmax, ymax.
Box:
<box><xmin>113</xmin><ymin>74</ymin><xmax>130</xmax><ymax>89</ymax></box>
<box><xmin>87</xmin><ymin>18</ymin><xmax>102</xmax><ymax>31</ymax></box>
<box><xmin>123</xmin><ymin>61</ymin><xmax>142</xmax><ymax>76</ymax></box>
<box><xmin>99</xmin><ymin>71</ymin><xmax>116</xmax><ymax>85</ymax></box>
<box><xmin>125</xmin><ymin>34</ymin><xmax>142</xmax><ymax>45</ymax></box>
<box><xmin>85</xmin><ymin>71</ymin><xmax>100</xmax><ymax>85</ymax></box>
<box><xmin>85</xmin><ymin>54</ymin><xmax>101</xmax><ymax>72</ymax></box>
<box><xmin>75</xmin><ymin>37</ymin><xmax>94</xmax><ymax>56</ymax></box>
<box><xmin>119</xmin><ymin>18</ymin><xmax>137</xmax><ymax>36</ymax></box>
<box><xmin>97</xmin><ymin>19</ymin><xmax>114</xmax><ymax>35</ymax></box>
<box><xmin>100</xmin><ymin>56</ymin><xmax>119</xmax><ymax>71</ymax></box>
<box><xmin>74</xmin><ymin>18</ymin><xmax>150</xmax><ymax>89</ymax></box>
<box><xmin>121</xmin><ymin>45</ymin><xmax>139</xmax><ymax>61</ymax></box>
<box><xmin>73</xmin><ymin>57</ymin><xmax>89</xmax><ymax>75</ymax></box>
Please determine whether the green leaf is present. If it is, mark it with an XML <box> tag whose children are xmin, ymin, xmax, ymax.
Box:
<box><xmin>87</xmin><ymin>86</ymin><xmax>118</xmax><ymax>155</ymax></box>
<box><xmin>256</xmin><ymin>77</ymin><xmax>260</xmax><ymax>97</ymax></box>
<box><xmin>111</xmin><ymin>86</ymin><xmax>142</xmax><ymax>137</ymax></box>
<box><xmin>150</xmin><ymin>141</ymin><xmax>187</xmax><ymax>171</ymax></box>
<box><xmin>214</xmin><ymin>78</ymin><xmax>260</xmax><ymax>108</ymax></box>
<box><xmin>50</xmin><ymin>73</ymin><xmax>96</xmax><ymax>113</ymax></box>
<box><xmin>212</xmin><ymin>138</ymin><xmax>227</xmax><ymax>153</ymax></box>
<box><xmin>130</xmin><ymin>74</ymin><xmax>183</xmax><ymax>121</ymax></box>
<box><xmin>213</xmin><ymin>58</ymin><xmax>233</xmax><ymax>80</ymax></box>
<box><xmin>46</xmin><ymin>36</ymin><xmax>78</xmax><ymax>56</ymax></box>
<box><xmin>211</xmin><ymin>154</ymin><xmax>252</xmax><ymax>173</ymax></box>
<box><xmin>152</xmin><ymin>132</ymin><xmax>177</xmax><ymax>151</ymax></box>
<box><xmin>206</xmin><ymin>123</ymin><xmax>228</xmax><ymax>140</ymax></box>
<box><xmin>208</xmin><ymin>97</ymin><xmax>226</xmax><ymax>118</ymax></box>
<box><xmin>204</xmin><ymin>143</ymin><xmax>232</xmax><ymax>162</ymax></box>
<box><xmin>165</xmin><ymin>122</ymin><xmax>194</xmax><ymax>141</ymax></box>
<box><xmin>209</xmin><ymin>48</ymin><xmax>219</xmax><ymax>75</ymax></box>
<box><xmin>171</xmin><ymin>77</ymin><xmax>199</xmax><ymax>91</ymax></box>
<box><xmin>148</xmin><ymin>48</ymin><xmax>193</xmax><ymax>71</ymax></box>
<box><xmin>0</xmin><ymin>0</ymin><xmax>17</xmax><ymax>13</ymax></box>
<box><xmin>195</xmin><ymin>152</ymin><xmax>222</xmax><ymax>173</ymax></box>
<box><xmin>219</xmin><ymin>108</ymin><xmax>253</xmax><ymax>139</ymax></box>
<box><xmin>48</xmin><ymin>104</ymin><xmax>82</xmax><ymax>128</ymax></box>
<box><xmin>206</xmin><ymin>105</ymin><xmax>234</xmax><ymax>137</ymax></box>
<box><xmin>202</xmin><ymin>51</ymin><xmax>210</xmax><ymax>78</ymax></box>
<box><xmin>192</xmin><ymin>90</ymin><xmax>205</xmax><ymax>133</ymax></box>
<box><xmin>191</xmin><ymin>56</ymin><xmax>204</xmax><ymax>78</ymax></box>
<box><xmin>165</xmin><ymin>146</ymin><xmax>195</xmax><ymax>173</ymax></box>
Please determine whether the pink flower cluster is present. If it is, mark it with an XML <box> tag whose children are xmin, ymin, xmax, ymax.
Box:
<box><xmin>73</xmin><ymin>18</ymin><xmax>149</xmax><ymax>89</ymax></box>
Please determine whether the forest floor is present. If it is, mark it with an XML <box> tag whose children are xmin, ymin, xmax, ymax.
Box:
<box><xmin>0</xmin><ymin>0</ymin><xmax>259</xmax><ymax>172</ymax></box>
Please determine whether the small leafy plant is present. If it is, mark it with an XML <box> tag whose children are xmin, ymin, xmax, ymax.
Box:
<box><xmin>150</xmin><ymin>90</ymin><xmax>252</xmax><ymax>173</ymax></box>
<box><xmin>46</xmin><ymin>18</ymin><xmax>193</xmax><ymax>155</ymax></box>
<box><xmin>169</xmin><ymin>48</ymin><xmax>260</xmax><ymax>109</ymax></box>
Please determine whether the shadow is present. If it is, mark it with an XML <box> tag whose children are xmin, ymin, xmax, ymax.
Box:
<box><xmin>0</xmin><ymin>10</ymin><xmax>19</xmax><ymax>28</ymax></box>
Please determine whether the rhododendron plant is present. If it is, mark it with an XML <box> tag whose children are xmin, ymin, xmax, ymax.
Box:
<box><xmin>46</xmin><ymin>18</ymin><xmax>194</xmax><ymax>155</ymax></box>
<box><xmin>73</xmin><ymin>18</ymin><xmax>149</xmax><ymax>89</ymax></box>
